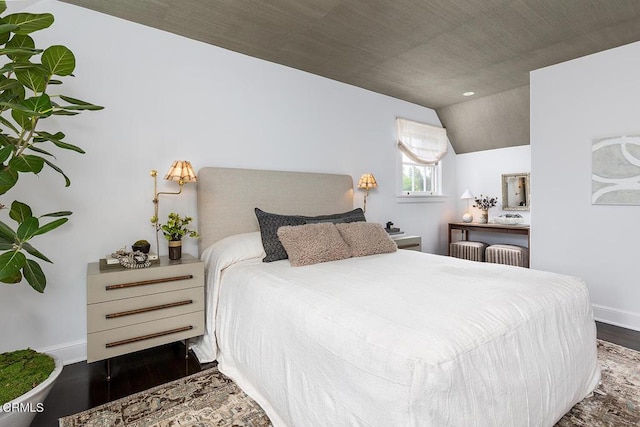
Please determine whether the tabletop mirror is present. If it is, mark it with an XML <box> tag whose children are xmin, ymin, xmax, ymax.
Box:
<box><xmin>502</xmin><ymin>173</ymin><xmax>530</xmax><ymax>211</ymax></box>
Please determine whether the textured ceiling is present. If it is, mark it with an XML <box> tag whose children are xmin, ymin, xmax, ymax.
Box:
<box><xmin>59</xmin><ymin>0</ymin><xmax>640</xmax><ymax>153</ymax></box>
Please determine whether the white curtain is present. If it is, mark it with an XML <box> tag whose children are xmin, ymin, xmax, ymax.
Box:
<box><xmin>397</xmin><ymin>118</ymin><xmax>448</xmax><ymax>165</ymax></box>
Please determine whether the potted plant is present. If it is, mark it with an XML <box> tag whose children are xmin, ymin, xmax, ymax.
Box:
<box><xmin>132</xmin><ymin>239</ymin><xmax>151</xmax><ymax>254</ymax></box>
<box><xmin>473</xmin><ymin>194</ymin><xmax>498</xmax><ymax>224</ymax></box>
<box><xmin>0</xmin><ymin>3</ymin><xmax>102</xmax><ymax>426</ymax></box>
<box><xmin>160</xmin><ymin>213</ymin><xmax>199</xmax><ymax>260</ymax></box>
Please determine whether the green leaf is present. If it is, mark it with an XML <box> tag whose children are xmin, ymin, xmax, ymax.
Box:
<box><xmin>9</xmin><ymin>200</ymin><xmax>32</xmax><ymax>223</ymax></box>
<box><xmin>58</xmin><ymin>104</ymin><xmax>104</xmax><ymax>111</ymax></box>
<box><xmin>4</xmin><ymin>13</ymin><xmax>54</xmax><ymax>35</ymax></box>
<box><xmin>0</xmin><ymin>23</ymin><xmax>18</xmax><ymax>35</ymax></box>
<box><xmin>0</xmin><ymin>144</ymin><xmax>12</xmax><ymax>163</ymax></box>
<box><xmin>22</xmin><ymin>241</ymin><xmax>51</xmax><ymax>263</ymax></box>
<box><xmin>0</xmin><ymin>114</ymin><xmax>19</xmax><ymax>135</ymax></box>
<box><xmin>15</xmin><ymin>68</ymin><xmax>46</xmax><ymax>93</ymax></box>
<box><xmin>0</xmin><ymin>60</ymin><xmax>41</xmax><ymax>75</ymax></box>
<box><xmin>8</xmin><ymin>94</ymin><xmax>52</xmax><ymax>127</ymax></box>
<box><xmin>33</xmin><ymin>217</ymin><xmax>67</xmax><ymax>236</ymax></box>
<box><xmin>42</xmin><ymin>158</ymin><xmax>70</xmax><ymax>186</ymax></box>
<box><xmin>9</xmin><ymin>154</ymin><xmax>44</xmax><ymax>173</ymax></box>
<box><xmin>0</xmin><ymin>3</ymin><xmax>8</xmax><ymax>15</ymax></box>
<box><xmin>0</xmin><ymin>270</ymin><xmax>21</xmax><ymax>284</ymax></box>
<box><xmin>23</xmin><ymin>259</ymin><xmax>45</xmax><ymax>292</ymax></box>
<box><xmin>0</xmin><ymin>234</ymin><xmax>14</xmax><ymax>250</ymax></box>
<box><xmin>0</xmin><ymin>166</ymin><xmax>18</xmax><ymax>194</ymax></box>
<box><xmin>58</xmin><ymin>95</ymin><xmax>94</xmax><ymax>106</ymax></box>
<box><xmin>25</xmin><ymin>144</ymin><xmax>54</xmax><ymax>157</ymax></box>
<box><xmin>23</xmin><ymin>93</ymin><xmax>52</xmax><ymax>116</ymax></box>
<box><xmin>0</xmin><ymin>219</ymin><xmax>17</xmax><ymax>242</ymax></box>
<box><xmin>7</xmin><ymin>34</ymin><xmax>35</xmax><ymax>49</ymax></box>
<box><xmin>16</xmin><ymin>216</ymin><xmax>38</xmax><ymax>240</ymax></box>
<box><xmin>0</xmin><ymin>77</ymin><xmax>22</xmax><ymax>92</ymax></box>
<box><xmin>42</xmin><ymin>45</ymin><xmax>75</xmax><ymax>76</ymax></box>
<box><xmin>51</xmin><ymin>110</ymin><xmax>79</xmax><ymax>116</ymax></box>
<box><xmin>11</xmin><ymin>107</ymin><xmax>31</xmax><ymax>130</ymax></box>
<box><xmin>0</xmin><ymin>250</ymin><xmax>26</xmax><ymax>281</ymax></box>
<box><xmin>41</xmin><ymin>211</ymin><xmax>72</xmax><ymax>218</ymax></box>
<box><xmin>34</xmin><ymin>131</ymin><xmax>84</xmax><ymax>154</ymax></box>
<box><xmin>5</xmin><ymin>34</ymin><xmax>38</xmax><ymax>61</ymax></box>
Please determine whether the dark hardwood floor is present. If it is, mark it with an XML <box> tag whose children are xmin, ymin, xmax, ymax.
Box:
<box><xmin>31</xmin><ymin>321</ymin><xmax>640</xmax><ymax>426</ymax></box>
<box><xmin>31</xmin><ymin>342</ymin><xmax>215</xmax><ymax>427</ymax></box>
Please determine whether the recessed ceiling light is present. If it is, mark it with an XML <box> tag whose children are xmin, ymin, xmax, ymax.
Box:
<box><xmin>463</xmin><ymin>91</ymin><xmax>475</xmax><ymax>97</ymax></box>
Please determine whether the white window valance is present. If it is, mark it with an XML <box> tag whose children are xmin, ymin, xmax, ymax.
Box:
<box><xmin>396</xmin><ymin>118</ymin><xmax>448</xmax><ymax>165</ymax></box>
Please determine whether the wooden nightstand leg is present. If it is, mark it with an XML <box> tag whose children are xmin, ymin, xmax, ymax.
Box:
<box><xmin>106</xmin><ymin>358</ymin><xmax>111</xmax><ymax>381</ymax></box>
<box><xmin>184</xmin><ymin>339</ymin><xmax>189</xmax><ymax>359</ymax></box>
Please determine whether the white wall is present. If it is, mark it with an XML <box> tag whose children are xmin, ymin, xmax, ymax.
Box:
<box><xmin>454</xmin><ymin>146</ymin><xmax>531</xmax><ymax>246</ymax></box>
<box><xmin>531</xmin><ymin>41</ymin><xmax>640</xmax><ymax>331</ymax></box>
<box><xmin>0</xmin><ymin>0</ymin><xmax>457</xmax><ymax>361</ymax></box>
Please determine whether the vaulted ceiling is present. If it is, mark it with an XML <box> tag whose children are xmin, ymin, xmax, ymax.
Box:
<box><xmin>59</xmin><ymin>0</ymin><xmax>640</xmax><ymax>153</ymax></box>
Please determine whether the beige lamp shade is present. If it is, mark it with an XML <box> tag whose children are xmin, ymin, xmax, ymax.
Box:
<box><xmin>164</xmin><ymin>160</ymin><xmax>197</xmax><ymax>185</ymax></box>
<box><xmin>358</xmin><ymin>173</ymin><xmax>378</xmax><ymax>190</ymax></box>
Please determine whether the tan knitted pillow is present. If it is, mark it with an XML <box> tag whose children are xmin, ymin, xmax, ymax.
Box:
<box><xmin>335</xmin><ymin>222</ymin><xmax>398</xmax><ymax>257</ymax></box>
<box><xmin>277</xmin><ymin>222</ymin><xmax>351</xmax><ymax>266</ymax></box>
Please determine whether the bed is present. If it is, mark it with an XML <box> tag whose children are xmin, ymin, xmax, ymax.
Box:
<box><xmin>191</xmin><ymin>167</ymin><xmax>600</xmax><ymax>426</ymax></box>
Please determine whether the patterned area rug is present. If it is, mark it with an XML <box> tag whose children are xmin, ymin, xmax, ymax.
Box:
<box><xmin>58</xmin><ymin>367</ymin><xmax>271</xmax><ymax>427</ymax></box>
<box><xmin>557</xmin><ymin>339</ymin><xmax>640</xmax><ymax>426</ymax></box>
<box><xmin>60</xmin><ymin>340</ymin><xmax>639</xmax><ymax>426</ymax></box>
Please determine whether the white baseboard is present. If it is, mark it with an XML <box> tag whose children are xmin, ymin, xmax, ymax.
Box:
<box><xmin>593</xmin><ymin>304</ymin><xmax>640</xmax><ymax>332</ymax></box>
<box><xmin>36</xmin><ymin>340</ymin><xmax>87</xmax><ymax>365</ymax></box>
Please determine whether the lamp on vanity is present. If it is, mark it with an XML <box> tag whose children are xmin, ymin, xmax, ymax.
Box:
<box><xmin>358</xmin><ymin>173</ymin><xmax>378</xmax><ymax>213</ymax></box>
<box><xmin>460</xmin><ymin>188</ymin><xmax>474</xmax><ymax>223</ymax></box>
<box><xmin>150</xmin><ymin>160</ymin><xmax>198</xmax><ymax>254</ymax></box>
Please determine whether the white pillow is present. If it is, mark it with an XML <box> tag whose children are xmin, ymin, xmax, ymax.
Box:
<box><xmin>201</xmin><ymin>231</ymin><xmax>266</xmax><ymax>272</ymax></box>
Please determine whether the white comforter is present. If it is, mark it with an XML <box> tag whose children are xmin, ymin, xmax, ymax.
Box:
<box><xmin>192</xmin><ymin>232</ymin><xmax>600</xmax><ymax>426</ymax></box>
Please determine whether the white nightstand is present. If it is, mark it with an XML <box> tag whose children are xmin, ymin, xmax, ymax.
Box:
<box><xmin>391</xmin><ymin>234</ymin><xmax>422</xmax><ymax>251</ymax></box>
<box><xmin>86</xmin><ymin>254</ymin><xmax>205</xmax><ymax>378</ymax></box>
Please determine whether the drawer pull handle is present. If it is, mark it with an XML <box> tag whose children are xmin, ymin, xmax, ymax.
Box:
<box><xmin>105</xmin><ymin>300</ymin><xmax>193</xmax><ymax>319</ymax></box>
<box><xmin>105</xmin><ymin>326</ymin><xmax>194</xmax><ymax>348</ymax></box>
<box><xmin>398</xmin><ymin>243</ymin><xmax>420</xmax><ymax>249</ymax></box>
<box><xmin>106</xmin><ymin>274</ymin><xmax>193</xmax><ymax>291</ymax></box>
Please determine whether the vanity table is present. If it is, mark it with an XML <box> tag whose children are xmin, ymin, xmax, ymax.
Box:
<box><xmin>448</xmin><ymin>222</ymin><xmax>530</xmax><ymax>255</ymax></box>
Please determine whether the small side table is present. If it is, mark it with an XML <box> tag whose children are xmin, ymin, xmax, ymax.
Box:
<box><xmin>86</xmin><ymin>254</ymin><xmax>205</xmax><ymax>379</ymax></box>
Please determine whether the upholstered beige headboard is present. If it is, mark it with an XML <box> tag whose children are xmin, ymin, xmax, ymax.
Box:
<box><xmin>197</xmin><ymin>167</ymin><xmax>354</xmax><ymax>253</ymax></box>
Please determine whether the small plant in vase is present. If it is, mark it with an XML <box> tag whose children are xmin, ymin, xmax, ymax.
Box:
<box><xmin>160</xmin><ymin>213</ymin><xmax>200</xmax><ymax>260</ymax></box>
<box><xmin>472</xmin><ymin>195</ymin><xmax>498</xmax><ymax>224</ymax></box>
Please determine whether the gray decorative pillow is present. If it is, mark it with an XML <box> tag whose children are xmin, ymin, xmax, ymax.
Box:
<box><xmin>277</xmin><ymin>223</ymin><xmax>351</xmax><ymax>267</ymax></box>
<box><xmin>302</xmin><ymin>208</ymin><xmax>366</xmax><ymax>224</ymax></box>
<box><xmin>255</xmin><ymin>208</ymin><xmax>306</xmax><ymax>262</ymax></box>
<box><xmin>335</xmin><ymin>222</ymin><xmax>398</xmax><ymax>257</ymax></box>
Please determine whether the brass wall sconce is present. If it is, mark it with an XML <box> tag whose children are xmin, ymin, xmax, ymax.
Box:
<box><xmin>357</xmin><ymin>173</ymin><xmax>378</xmax><ymax>213</ymax></box>
<box><xmin>150</xmin><ymin>160</ymin><xmax>197</xmax><ymax>254</ymax></box>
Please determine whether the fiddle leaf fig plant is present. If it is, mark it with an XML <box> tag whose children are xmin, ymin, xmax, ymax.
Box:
<box><xmin>0</xmin><ymin>1</ymin><xmax>103</xmax><ymax>292</ymax></box>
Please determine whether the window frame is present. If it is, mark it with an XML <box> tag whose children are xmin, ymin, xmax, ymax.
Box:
<box><xmin>395</xmin><ymin>118</ymin><xmax>447</xmax><ymax>202</ymax></box>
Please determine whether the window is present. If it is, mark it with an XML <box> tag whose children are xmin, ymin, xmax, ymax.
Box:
<box><xmin>396</xmin><ymin>118</ymin><xmax>448</xmax><ymax>197</ymax></box>
<box><xmin>402</xmin><ymin>161</ymin><xmax>437</xmax><ymax>193</ymax></box>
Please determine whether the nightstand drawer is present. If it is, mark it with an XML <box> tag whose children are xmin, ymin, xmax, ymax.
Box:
<box><xmin>87</xmin><ymin>311</ymin><xmax>204</xmax><ymax>363</ymax></box>
<box><xmin>87</xmin><ymin>287</ymin><xmax>204</xmax><ymax>333</ymax></box>
<box><xmin>392</xmin><ymin>235</ymin><xmax>422</xmax><ymax>251</ymax></box>
<box><xmin>87</xmin><ymin>262</ymin><xmax>204</xmax><ymax>304</ymax></box>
